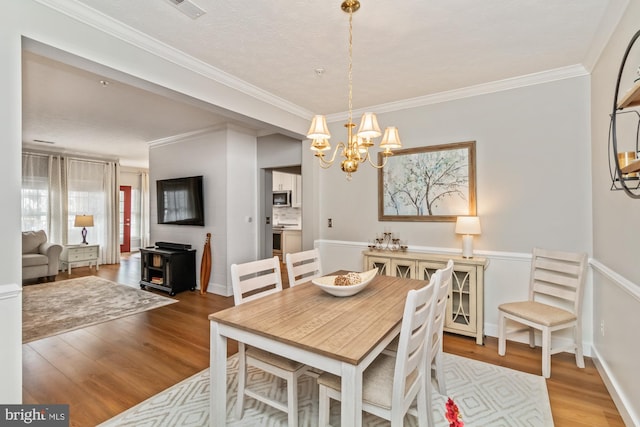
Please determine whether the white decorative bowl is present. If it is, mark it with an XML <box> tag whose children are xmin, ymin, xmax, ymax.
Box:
<box><xmin>311</xmin><ymin>268</ymin><xmax>378</xmax><ymax>297</ymax></box>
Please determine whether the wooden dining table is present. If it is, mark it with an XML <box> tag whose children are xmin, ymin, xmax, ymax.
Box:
<box><xmin>208</xmin><ymin>272</ymin><xmax>427</xmax><ymax>426</ymax></box>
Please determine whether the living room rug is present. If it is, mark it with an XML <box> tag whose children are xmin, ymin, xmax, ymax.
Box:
<box><xmin>22</xmin><ymin>276</ymin><xmax>176</xmax><ymax>343</ymax></box>
<box><xmin>98</xmin><ymin>353</ymin><xmax>553</xmax><ymax>426</ymax></box>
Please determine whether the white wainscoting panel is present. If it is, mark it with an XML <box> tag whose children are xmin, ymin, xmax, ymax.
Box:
<box><xmin>0</xmin><ymin>283</ymin><xmax>22</xmax><ymax>403</ymax></box>
<box><xmin>590</xmin><ymin>259</ymin><xmax>640</xmax><ymax>427</ymax></box>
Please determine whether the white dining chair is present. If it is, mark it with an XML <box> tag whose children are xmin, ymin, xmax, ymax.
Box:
<box><xmin>230</xmin><ymin>256</ymin><xmax>308</xmax><ymax>426</ymax></box>
<box><xmin>317</xmin><ymin>270</ymin><xmax>441</xmax><ymax>427</ymax></box>
<box><xmin>498</xmin><ymin>248</ymin><xmax>588</xmax><ymax>378</ymax></box>
<box><xmin>285</xmin><ymin>248</ymin><xmax>323</xmax><ymax>287</ymax></box>
<box><xmin>383</xmin><ymin>260</ymin><xmax>453</xmax><ymax>426</ymax></box>
<box><xmin>428</xmin><ymin>259</ymin><xmax>454</xmax><ymax>397</ymax></box>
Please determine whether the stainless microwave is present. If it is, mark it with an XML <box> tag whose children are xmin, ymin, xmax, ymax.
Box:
<box><xmin>273</xmin><ymin>190</ymin><xmax>292</xmax><ymax>207</ymax></box>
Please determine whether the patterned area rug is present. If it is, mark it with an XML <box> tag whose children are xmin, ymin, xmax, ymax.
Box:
<box><xmin>22</xmin><ymin>276</ymin><xmax>176</xmax><ymax>343</ymax></box>
<box><xmin>99</xmin><ymin>353</ymin><xmax>553</xmax><ymax>426</ymax></box>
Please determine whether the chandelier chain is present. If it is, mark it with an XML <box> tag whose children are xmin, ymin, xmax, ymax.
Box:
<box><xmin>348</xmin><ymin>8</ymin><xmax>353</xmax><ymax>125</ymax></box>
<box><xmin>306</xmin><ymin>0</ymin><xmax>401</xmax><ymax>179</ymax></box>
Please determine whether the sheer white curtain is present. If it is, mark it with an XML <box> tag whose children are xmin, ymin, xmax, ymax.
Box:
<box><xmin>21</xmin><ymin>153</ymin><xmax>66</xmax><ymax>244</ymax></box>
<box><xmin>66</xmin><ymin>159</ymin><xmax>120</xmax><ymax>265</ymax></box>
<box><xmin>140</xmin><ymin>171</ymin><xmax>150</xmax><ymax>248</ymax></box>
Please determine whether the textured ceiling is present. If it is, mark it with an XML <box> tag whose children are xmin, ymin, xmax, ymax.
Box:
<box><xmin>22</xmin><ymin>0</ymin><xmax>623</xmax><ymax>167</ymax></box>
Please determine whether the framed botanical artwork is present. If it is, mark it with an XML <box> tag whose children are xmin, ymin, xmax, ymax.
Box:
<box><xmin>378</xmin><ymin>141</ymin><xmax>477</xmax><ymax>222</ymax></box>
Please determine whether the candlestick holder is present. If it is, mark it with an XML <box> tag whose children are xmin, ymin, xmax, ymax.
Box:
<box><xmin>367</xmin><ymin>231</ymin><xmax>408</xmax><ymax>252</ymax></box>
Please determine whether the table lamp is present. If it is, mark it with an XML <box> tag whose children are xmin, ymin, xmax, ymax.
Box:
<box><xmin>455</xmin><ymin>216</ymin><xmax>481</xmax><ymax>258</ymax></box>
<box><xmin>74</xmin><ymin>214</ymin><xmax>94</xmax><ymax>244</ymax></box>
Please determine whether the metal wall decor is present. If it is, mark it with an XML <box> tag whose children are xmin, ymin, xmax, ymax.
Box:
<box><xmin>609</xmin><ymin>29</ymin><xmax>640</xmax><ymax>198</ymax></box>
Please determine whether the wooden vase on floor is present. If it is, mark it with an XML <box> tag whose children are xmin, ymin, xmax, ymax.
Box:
<box><xmin>200</xmin><ymin>233</ymin><xmax>211</xmax><ymax>295</ymax></box>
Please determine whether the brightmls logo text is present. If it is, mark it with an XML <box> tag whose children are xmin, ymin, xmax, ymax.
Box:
<box><xmin>0</xmin><ymin>405</ymin><xmax>68</xmax><ymax>426</ymax></box>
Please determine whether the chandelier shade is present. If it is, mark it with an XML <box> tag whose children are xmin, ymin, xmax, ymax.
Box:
<box><xmin>307</xmin><ymin>0</ymin><xmax>401</xmax><ymax>179</ymax></box>
<box><xmin>357</xmin><ymin>112</ymin><xmax>382</xmax><ymax>140</ymax></box>
<box><xmin>307</xmin><ymin>115</ymin><xmax>331</xmax><ymax>140</ymax></box>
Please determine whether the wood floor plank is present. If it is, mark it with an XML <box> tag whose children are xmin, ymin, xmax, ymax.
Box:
<box><xmin>21</xmin><ymin>256</ymin><xmax>624</xmax><ymax>427</ymax></box>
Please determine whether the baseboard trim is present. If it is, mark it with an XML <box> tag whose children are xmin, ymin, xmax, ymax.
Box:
<box><xmin>592</xmin><ymin>346</ymin><xmax>639</xmax><ymax>427</ymax></box>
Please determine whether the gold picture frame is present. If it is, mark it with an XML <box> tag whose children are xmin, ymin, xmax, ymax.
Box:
<box><xmin>378</xmin><ymin>141</ymin><xmax>477</xmax><ymax>222</ymax></box>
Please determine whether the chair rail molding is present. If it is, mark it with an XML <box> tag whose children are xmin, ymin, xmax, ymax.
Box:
<box><xmin>0</xmin><ymin>283</ymin><xmax>21</xmax><ymax>300</ymax></box>
<box><xmin>589</xmin><ymin>258</ymin><xmax>640</xmax><ymax>302</ymax></box>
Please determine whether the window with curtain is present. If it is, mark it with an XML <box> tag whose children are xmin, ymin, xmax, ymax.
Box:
<box><xmin>21</xmin><ymin>152</ymin><xmax>121</xmax><ymax>265</ymax></box>
<box><xmin>66</xmin><ymin>159</ymin><xmax>106</xmax><ymax>245</ymax></box>
<box><xmin>21</xmin><ymin>154</ymin><xmax>49</xmax><ymax>232</ymax></box>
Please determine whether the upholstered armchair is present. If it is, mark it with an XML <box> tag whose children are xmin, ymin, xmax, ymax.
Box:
<box><xmin>22</xmin><ymin>230</ymin><xmax>63</xmax><ymax>282</ymax></box>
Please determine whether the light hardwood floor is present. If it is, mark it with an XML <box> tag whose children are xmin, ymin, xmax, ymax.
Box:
<box><xmin>22</xmin><ymin>254</ymin><xmax>624</xmax><ymax>426</ymax></box>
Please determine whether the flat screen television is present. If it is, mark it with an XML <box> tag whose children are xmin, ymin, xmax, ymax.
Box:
<box><xmin>156</xmin><ymin>175</ymin><xmax>205</xmax><ymax>226</ymax></box>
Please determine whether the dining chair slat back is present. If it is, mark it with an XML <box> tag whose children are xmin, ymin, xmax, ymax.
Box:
<box><xmin>428</xmin><ymin>259</ymin><xmax>454</xmax><ymax>400</ymax></box>
<box><xmin>285</xmin><ymin>248</ymin><xmax>322</xmax><ymax>287</ymax></box>
<box><xmin>498</xmin><ymin>247</ymin><xmax>588</xmax><ymax>378</ymax></box>
<box><xmin>317</xmin><ymin>269</ymin><xmax>442</xmax><ymax>427</ymax></box>
<box><xmin>231</xmin><ymin>256</ymin><xmax>283</xmax><ymax>305</ymax></box>
<box><xmin>229</xmin><ymin>256</ymin><xmax>307</xmax><ymax>426</ymax></box>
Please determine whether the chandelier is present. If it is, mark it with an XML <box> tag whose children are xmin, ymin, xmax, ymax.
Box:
<box><xmin>307</xmin><ymin>0</ymin><xmax>402</xmax><ymax>180</ymax></box>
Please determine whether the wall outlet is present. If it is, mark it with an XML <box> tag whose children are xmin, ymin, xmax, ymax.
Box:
<box><xmin>600</xmin><ymin>320</ymin><xmax>605</xmax><ymax>337</ymax></box>
<box><xmin>328</xmin><ymin>218</ymin><xmax>333</xmax><ymax>228</ymax></box>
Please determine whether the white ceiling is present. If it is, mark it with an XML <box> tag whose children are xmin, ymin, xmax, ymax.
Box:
<box><xmin>22</xmin><ymin>0</ymin><xmax>625</xmax><ymax>168</ymax></box>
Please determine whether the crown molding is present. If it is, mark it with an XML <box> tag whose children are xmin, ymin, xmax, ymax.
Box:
<box><xmin>33</xmin><ymin>0</ymin><xmax>606</xmax><ymax>127</ymax></box>
<box><xmin>33</xmin><ymin>0</ymin><xmax>312</xmax><ymax>120</ymax></box>
<box><xmin>148</xmin><ymin>123</ymin><xmax>257</xmax><ymax>148</ymax></box>
<box><xmin>326</xmin><ymin>64</ymin><xmax>590</xmax><ymax>122</ymax></box>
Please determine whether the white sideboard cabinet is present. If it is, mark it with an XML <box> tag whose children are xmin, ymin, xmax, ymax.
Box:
<box><xmin>363</xmin><ymin>250</ymin><xmax>488</xmax><ymax>344</ymax></box>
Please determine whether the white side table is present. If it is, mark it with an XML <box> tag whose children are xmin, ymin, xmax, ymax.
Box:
<box><xmin>60</xmin><ymin>244</ymin><xmax>100</xmax><ymax>274</ymax></box>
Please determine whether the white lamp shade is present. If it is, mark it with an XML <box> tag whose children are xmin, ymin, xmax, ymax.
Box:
<box><xmin>74</xmin><ymin>215</ymin><xmax>94</xmax><ymax>227</ymax></box>
<box><xmin>310</xmin><ymin>138</ymin><xmax>331</xmax><ymax>152</ymax></box>
<box><xmin>455</xmin><ymin>216</ymin><xmax>481</xmax><ymax>235</ymax></box>
<box><xmin>307</xmin><ymin>115</ymin><xmax>331</xmax><ymax>139</ymax></box>
<box><xmin>379</xmin><ymin>127</ymin><xmax>402</xmax><ymax>149</ymax></box>
<box><xmin>357</xmin><ymin>112</ymin><xmax>382</xmax><ymax>139</ymax></box>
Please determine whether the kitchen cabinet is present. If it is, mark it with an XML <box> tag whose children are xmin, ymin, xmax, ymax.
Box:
<box><xmin>292</xmin><ymin>174</ymin><xmax>302</xmax><ymax>208</ymax></box>
<box><xmin>273</xmin><ymin>171</ymin><xmax>294</xmax><ymax>191</ymax></box>
<box><xmin>363</xmin><ymin>250</ymin><xmax>488</xmax><ymax>344</ymax></box>
<box><xmin>273</xmin><ymin>172</ymin><xmax>302</xmax><ymax>207</ymax></box>
<box><xmin>282</xmin><ymin>230</ymin><xmax>302</xmax><ymax>257</ymax></box>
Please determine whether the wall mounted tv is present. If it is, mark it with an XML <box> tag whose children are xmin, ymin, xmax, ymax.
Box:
<box><xmin>156</xmin><ymin>175</ymin><xmax>205</xmax><ymax>226</ymax></box>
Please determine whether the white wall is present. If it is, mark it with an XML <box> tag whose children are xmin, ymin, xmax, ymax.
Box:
<box><xmin>590</xmin><ymin>2</ymin><xmax>640</xmax><ymax>425</ymax></box>
<box><xmin>256</xmin><ymin>134</ymin><xmax>302</xmax><ymax>169</ymax></box>
<box><xmin>149</xmin><ymin>125</ymin><xmax>259</xmax><ymax>296</ymax></box>
<box><xmin>311</xmin><ymin>77</ymin><xmax>592</xmax><ymax>255</ymax></box>
<box><xmin>149</xmin><ymin>129</ymin><xmax>227</xmax><ymax>294</ymax></box>
<box><xmin>226</xmin><ymin>127</ymin><xmax>259</xmax><ymax>269</ymax></box>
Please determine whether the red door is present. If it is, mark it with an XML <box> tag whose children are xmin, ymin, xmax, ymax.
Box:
<box><xmin>120</xmin><ymin>186</ymin><xmax>132</xmax><ymax>253</ymax></box>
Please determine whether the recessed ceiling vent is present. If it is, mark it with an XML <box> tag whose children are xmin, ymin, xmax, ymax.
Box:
<box><xmin>166</xmin><ymin>0</ymin><xmax>206</xmax><ymax>19</ymax></box>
